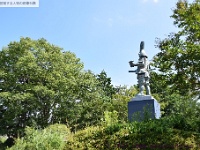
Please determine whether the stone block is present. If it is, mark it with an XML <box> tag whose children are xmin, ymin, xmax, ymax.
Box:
<box><xmin>128</xmin><ymin>95</ymin><xmax>161</xmax><ymax>121</ymax></box>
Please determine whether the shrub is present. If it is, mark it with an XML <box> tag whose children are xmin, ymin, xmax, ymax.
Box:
<box><xmin>8</xmin><ymin>124</ymin><xmax>70</xmax><ymax>150</ymax></box>
<box><xmin>65</xmin><ymin>116</ymin><xmax>200</xmax><ymax>150</ymax></box>
<box><xmin>102</xmin><ymin>110</ymin><xmax>118</xmax><ymax>126</ymax></box>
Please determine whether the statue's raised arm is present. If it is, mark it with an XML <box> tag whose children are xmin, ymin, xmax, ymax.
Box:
<box><xmin>129</xmin><ymin>41</ymin><xmax>151</xmax><ymax>96</ymax></box>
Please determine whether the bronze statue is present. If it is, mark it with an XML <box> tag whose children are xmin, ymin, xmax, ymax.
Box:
<box><xmin>129</xmin><ymin>41</ymin><xmax>151</xmax><ymax>95</ymax></box>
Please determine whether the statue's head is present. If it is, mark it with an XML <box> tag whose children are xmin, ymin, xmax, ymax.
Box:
<box><xmin>139</xmin><ymin>41</ymin><xmax>148</xmax><ymax>58</ymax></box>
<box><xmin>139</xmin><ymin>49</ymin><xmax>148</xmax><ymax>58</ymax></box>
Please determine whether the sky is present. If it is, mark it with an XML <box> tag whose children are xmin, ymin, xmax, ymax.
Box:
<box><xmin>0</xmin><ymin>0</ymin><xmax>193</xmax><ymax>86</ymax></box>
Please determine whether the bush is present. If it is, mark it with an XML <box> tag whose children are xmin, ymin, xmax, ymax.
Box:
<box><xmin>8</xmin><ymin>124</ymin><xmax>70</xmax><ymax>150</ymax></box>
<box><xmin>65</xmin><ymin>116</ymin><xmax>200</xmax><ymax>150</ymax></box>
<box><xmin>102</xmin><ymin>110</ymin><xmax>119</xmax><ymax>126</ymax></box>
<box><xmin>7</xmin><ymin>116</ymin><xmax>200</xmax><ymax>150</ymax></box>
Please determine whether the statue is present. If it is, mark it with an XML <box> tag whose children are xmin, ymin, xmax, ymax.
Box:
<box><xmin>129</xmin><ymin>41</ymin><xmax>151</xmax><ymax>96</ymax></box>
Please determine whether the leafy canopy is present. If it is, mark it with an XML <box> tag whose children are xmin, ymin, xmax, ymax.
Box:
<box><xmin>153</xmin><ymin>0</ymin><xmax>200</xmax><ymax>96</ymax></box>
<box><xmin>0</xmin><ymin>37</ymin><xmax>109</xmax><ymax>136</ymax></box>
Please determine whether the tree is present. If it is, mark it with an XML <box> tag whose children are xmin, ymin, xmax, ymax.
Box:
<box><xmin>153</xmin><ymin>0</ymin><xmax>200</xmax><ymax>96</ymax></box>
<box><xmin>151</xmin><ymin>0</ymin><xmax>200</xmax><ymax>117</ymax></box>
<box><xmin>109</xmin><ymin>85</ymin><xmax>138</xmax><ymax>123</ymax></box>
<box><xmin>0</xmin><ymin>37</ymin><xmax>108</xmax><ymax>137</ymax></box>
<box><xmin>96</xmin><ymin>70</ymin><xmax>116</xmax><ymax>98</ymax></box>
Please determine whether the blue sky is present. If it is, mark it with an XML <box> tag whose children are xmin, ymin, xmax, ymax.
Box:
<box><xmin>0</xmin><ymin>0</ymin><xmax>190</xmax><ymax>86</ymax></box>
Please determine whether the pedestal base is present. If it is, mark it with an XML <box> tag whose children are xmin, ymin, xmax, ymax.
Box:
<box><xmin>128</xmin><ymin>95</ymin><xmax>161</xmax><ymax>122</ymax></box>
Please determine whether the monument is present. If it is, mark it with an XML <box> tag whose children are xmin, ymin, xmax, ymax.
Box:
<box><xmin>128</xmin><ymin>41</ymin><xmax>161</xmax><ymax>121</ymax></box>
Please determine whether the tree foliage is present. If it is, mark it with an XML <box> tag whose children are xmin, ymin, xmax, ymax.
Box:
<box><xmin>96</xmin><ymin>70</ymin><xmax>116</xmax><ymax>98</ymax></box>
<box><xmin>0</xmin><ymin>37</ymin><xmax>110</xmax><ymax>137</ymax></box>
<box><xmin>8</xmin><ymin>124</ymin><xmax>70</xmax><ymax>150</ymax></box>
<box><xmin>153</xmin><ymin>0</ymin><xmax>200</xmax><ymax>96</ymax></box>
<box><xmin>65</xmin><ymin>117</ymin><xmax>200</xmax><ymax>150</ymax></box>
<box><xmin>150</xmin><ymin>0</ymin><xmax>200</xmax><ymax>119</ymax></box>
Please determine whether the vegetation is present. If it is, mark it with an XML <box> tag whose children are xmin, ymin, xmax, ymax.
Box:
<box><xmin>8</xmin><ymin>124</ymin><xmax>69</xmax><ymax>150</ymax></box>
<box><xmin>149</xmin><ymin>0</ymin><xmax>200</xmax><ymax>123</ymax></box>
<box><xmin>7</xmin><ymin>116</ymin><xmax>200</xmax><ymax>150</ymax></box>
<box><xmin>0</xmin><ymin>37</ymin><xmax>120</xmax><ymax>137</ymax></box>
<box><xmin>0</xmin><ymin>37</ymin><xmax>137</xmax><ymax>148</ymax></box>
<box><xmin>1</xmin><ymin>0</ymin><xmax>200</xmax><ymax>149</ymax></box>
<box><xmin>67</xmin><ymin>119</ymin><xmax>200</xmax><ymax>150</ymax></box>
<box><xmin>96</xmin><ymin>70</ymin><xmax>116</xmax><ymax>98</ymax></box>
<box><xmin>153</xmin><ymin>0</ymin><xmax>200</xmax><ymax>96</ymax></box>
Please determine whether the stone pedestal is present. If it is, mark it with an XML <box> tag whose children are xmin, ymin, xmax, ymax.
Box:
<box><xmin>128</xmin><ymin>95</ymin><xmax>161</xmax><ymax>122</ymax></box>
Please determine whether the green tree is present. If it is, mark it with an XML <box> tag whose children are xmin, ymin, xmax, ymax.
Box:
<box><xmin>153</xmin><ymin>0</ymin><xmax>200</xmax><ymax>96</ymax></box>
<box><xmin>111</xmin><ymin>85</ymin><xmax>138</xmax><ymax>123</ymax></box>
<box><xmin>96</xmin><ymin>70</ymin><xmax>116</xmax><ymax>98</ymax></box>
<box><xmin>151</xmin><ymin>0</ymin><xmax>200</xmax><ymax>117</ymax></box>
<box><xmin>0</xmin><ymin>37</ymin><xmax>108</xmax><ymax>137</ymax></box>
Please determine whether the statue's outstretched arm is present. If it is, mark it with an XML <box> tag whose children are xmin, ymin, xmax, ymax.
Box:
<box><xmin>129</xmin><ymin>61</ymin><xmax>144</xmax><ymax>67</ymax></box>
